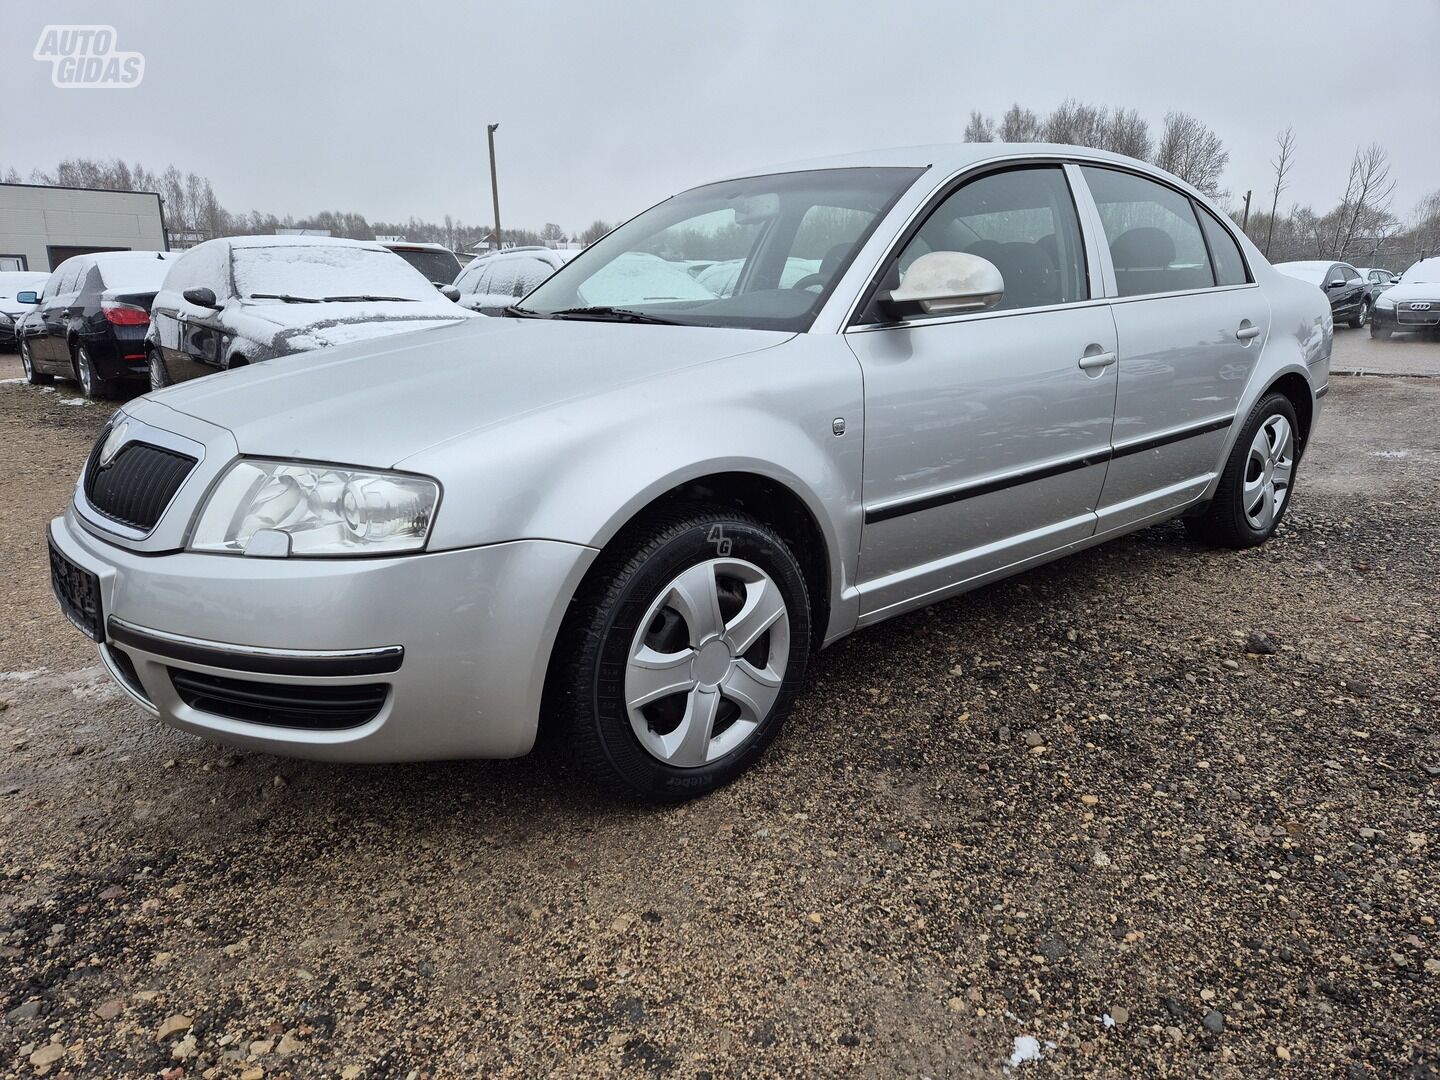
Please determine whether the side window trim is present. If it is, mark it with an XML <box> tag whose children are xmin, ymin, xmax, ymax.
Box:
<box><xmin>1191</xmin><ymin>199</ymin><xmax>1254</xmax><ymax>287</ymax></box>
<box><xmin>847</xmin><ymin>161</ymin><xmax>1093</xmax><ymax>328</ymax></box>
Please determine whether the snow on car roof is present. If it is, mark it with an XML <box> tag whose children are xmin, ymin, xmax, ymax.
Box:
<box><xmin>91</xmin><ymin>251</ymin><xmax>176</xmax><ymax>291</ymax></box>
<box><xmin>1401</xmin><ymin>257</ymin><xmax>1440</xmax><ymax>283</ymax></box>
<box><xmin>225</xmin><ymin>234</ymin><xmax>391</xmax><ymax>250</ymax></box>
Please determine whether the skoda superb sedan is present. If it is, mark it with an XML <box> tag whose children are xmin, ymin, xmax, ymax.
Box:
<box><xmin>49</xmin><ymin>144</ymin><xmax>1331</xmax><ymax>802</ymax></box>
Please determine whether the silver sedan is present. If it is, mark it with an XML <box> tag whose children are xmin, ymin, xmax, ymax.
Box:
<box><xmin>48</xmin><ymin>144</ymin><xmax>1331</xmax><ymax>801</ymax></box>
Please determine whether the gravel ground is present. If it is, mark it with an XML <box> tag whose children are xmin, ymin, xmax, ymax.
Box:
<box><xmin>0</xmin><ymin>346</ymin><xmax>1437</xmax><ymax>1078</ymax></box>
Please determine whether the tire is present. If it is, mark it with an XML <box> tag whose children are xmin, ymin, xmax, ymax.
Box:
<box><xmin>549</xmin><ymin>505</ymin><xmax>812</xmax><ymax>802</ymax></box>
<box><xmin>148</xmin><ymin>348</ymin><xmax>172</xmax><ymax>391</ymax></box>
<box><xmin>20</xmin><ymin>338</ymin><xmax>52</xmax><ymax>385</ymax></box>
<box><xmin>75</xmin><ymin>342</ymin><xmax>121</xmax><ymax>400</ymax></box>
<box><xmin>1370</xmin><ymin>321</ymin><xmax>1392</xmax><ymax>340</ymax></box>
<box><xmin>1348</xmin><ymin>301</ymin><xmax>1369</xmax><ymax>329</ymax></box>
<box><xmin>1185</xmin><ymin>392</ymin><xmax>1300</xmax><ymax>550</ymax></box>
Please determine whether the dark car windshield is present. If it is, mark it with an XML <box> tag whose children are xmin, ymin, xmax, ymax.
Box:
<box><xmin>391</xmin><ymin>247</ymin><xmax>462</xmax><ymax>284</ymax></box>
<box><xmin>522</xmin><ymin>167</ymin><xmax>922</xmax><ymax>332</ymax></box>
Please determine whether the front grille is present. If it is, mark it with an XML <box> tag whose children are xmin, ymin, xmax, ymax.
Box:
<box><xmin>1397</xmin><ymin>303</ymin><xmax>1440</xmax><ymax>325</ymax></box>
<box><xmin>169</xmin><ymin>669</ymin><xmax>388</xmax><ymax>730</ymax></box>
<box><xmin>83</xmin><ymin>437</ymin><xmax>197</xmax><ymax>532</ymax></box>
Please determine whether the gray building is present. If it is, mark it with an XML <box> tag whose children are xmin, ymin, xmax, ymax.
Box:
<box><xmin>0</xmin><ymin>183</ymin><xmax>167</xmax><ymax>273</ymax></box>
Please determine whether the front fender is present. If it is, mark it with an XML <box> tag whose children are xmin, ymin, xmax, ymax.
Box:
<box><xmin>400</xmin><ymin>334</ymin><xmax>866</xmax><ymax>642</ymax></box>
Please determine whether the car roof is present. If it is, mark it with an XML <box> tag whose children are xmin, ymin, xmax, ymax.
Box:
<box><xmin>223</xmin><ymin>234</ymin><xmax>390</xmax><ymax>251</ymax></box>
<box><xmin>713</xmin><ymin>141</ymin><xmax>1157</xmax><ymax>182</ymax></box>
<box><xmin>1275</xmin><ymin>260</ymin><xmax>1342</xmax><ymax>269</ymax></box>
<box><xmin>379</xmin><ymin>241</ymin><xmax>454</xmax><ymax>253</ymax></box>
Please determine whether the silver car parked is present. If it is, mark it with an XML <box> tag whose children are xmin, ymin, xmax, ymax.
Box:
<box><xmin>48</xmin><ymin>144</ymin><xmax>1331</xmax><ymax>801</ymax></box>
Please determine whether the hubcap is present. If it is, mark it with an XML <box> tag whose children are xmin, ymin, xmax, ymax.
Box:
<box><xmin>625</xmin><ymin>557</ymin><xmax>790</xmax><ymax>768</ymax></box>
<box><xmin>1242</xmin><ymin>414</ymin><xmax>1294</xmax><ymax>531</ymax></box>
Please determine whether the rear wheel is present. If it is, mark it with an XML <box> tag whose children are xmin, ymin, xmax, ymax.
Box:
<box><xmin>1185</xmin><ymin>392</ymin><xmax>1299</xmax><ymax>549</ymax></box>
<box><xmin>20</xmin><ymin>338</ymin><xmax>52</xmax><ymax>385</ymax></box>
<box><xmin>1349</xmin><ymin>300</ymin><xmax>1369</xmax><ymax>329</ymax></box>
<box><xmin>148</xmin><ymin>348</ymin><xmax>172</xmax><ymax>391</ymax></box>
<box><xmin>549</xmin><ymin>506</ymin><xmax>811</xmax><ymax>802</ymax></box>
<box><xmin>75</xmin><ymin>343</ymin><xmax>122</xmax><ymax>400</ymax></box>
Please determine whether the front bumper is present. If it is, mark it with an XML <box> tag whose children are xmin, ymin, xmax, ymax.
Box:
<box><xmin>49</xmin><ymin>506</ymin><xmax>596</xmax><ymax>761</ymax></box>
<box><xmin>1373</xmin><ymin>302</ymin><xmax>1440</xmax><ymax>331</ymax></box>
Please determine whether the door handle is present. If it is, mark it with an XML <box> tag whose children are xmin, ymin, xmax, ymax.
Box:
<box><xmin>1235</xmin><ymin>323</ymin><xmax>1261</xmax><ymax>341</ymax></box>
<box><xmin>1078</xmin><ymin>350</ymin><xmax>1117</xmax><ymax>371</ymax></box>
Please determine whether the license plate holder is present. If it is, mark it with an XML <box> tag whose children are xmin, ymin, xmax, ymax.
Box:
<box><xmin>48</xmin><ymin>536</ymin><xmax>103</xmax><ymax>642</ymax></box>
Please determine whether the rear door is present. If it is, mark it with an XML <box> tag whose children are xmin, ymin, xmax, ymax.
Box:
<box><xmin>1079</xmin><ymin>166</ymin><xmax>1268</xmax><ymax>532</ymax></box>
<box><xmin>848</xmin><ymin>164</ymin><xmax>1117</xmax><ymax>621</ymax></box>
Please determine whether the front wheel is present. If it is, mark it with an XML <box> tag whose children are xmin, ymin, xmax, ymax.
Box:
<box><xmin>1185</xmin><ymin>393</ymin><xmax>1300</xmax><ymax>549</ymax></box>
<box><xmin>1371</xmin><ymin>320</ymin><xmax>1392</xmax><ymax>340</ymax></box>
<box><xmin>549</xmin><ymin>506</ymin><xmax>812</xmax><ymax>802</ymax></box>
<box><xmin>20</xmin><ymin>338</ymin><xmax>52</xmax><ymax>385</ymax></box>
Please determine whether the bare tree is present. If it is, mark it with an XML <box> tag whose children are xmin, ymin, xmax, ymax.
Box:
<box><xmin>1410</xmin><ymin>189</ymin><xmax>1440</xmax><ymax>260</ymax></box>
<box><xmin>963</xmin><ymin>110</ymin><xmax>995</xmax><ymax>142</ymax></box>
<box><xmin>579</xmin><ymin>219</ymin><xmax>613</xmax><ymax>246</ymax></box>
<box><xmin>1102</xmin><ymin>108</ymin><xmax>1151</xmax><ymax>160</ymax></box>
<box><xmin>1264</xmin><ymin>127</ymin><xmax>1296</xmax><ymax>256</ymax></box>
<box><xmin>998</xmin><ymin>103</ymin><xmax>1041</xmax><ymax>142</ymax></box>
<box><xmin>1330</xmin><ymin>143</ymin><xmax>1396</xmax><ymax>259</ymax></box>
<box><xmin>1043</xmin><ymin>98</ymin><xmax>1107</xmax><ymax>148</ymax></box>
<box><xmin>1155</xmin><ymin>111</ymin><xmax>1229</xmax><ymax>197</ymax></box>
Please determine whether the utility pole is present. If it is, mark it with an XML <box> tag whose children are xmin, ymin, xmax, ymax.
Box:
<box><xmin>1240</xmin><ymin>189</ymin><xmax>1252</xmax><ymax>232</ymax></box>
<box><xmin>487</xmin><ymin>123</ymin><xmax>502</xmax><ymax>252</ymax></box>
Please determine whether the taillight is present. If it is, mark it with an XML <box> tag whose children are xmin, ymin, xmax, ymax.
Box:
<box><xmin>101</xmin><ymin>300</ymin><xmax>150</xmax><ymax>326</ymax></box>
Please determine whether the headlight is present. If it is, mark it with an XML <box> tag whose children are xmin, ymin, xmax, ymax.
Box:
<box><xmin>0</xmin><ymin>313</ymin><xmax>12</xmax><ymax>328</ymax></box>
<box><xmin>190</xmin><ymin>459</ymin><xmax>439</xmax><ymax>556</ymax></box>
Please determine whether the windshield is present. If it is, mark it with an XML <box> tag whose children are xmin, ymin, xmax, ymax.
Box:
<box><xmin>522</xmin><ymin>167</ymin><xmax>921</xmax><ymax>331</ymax></box>
<box><xmin>391</xmin><ymin>247</ymin><xmax>462</xmax><ymax>284</ymax></box>
<box><xmin>232</xmin><ymin>245</ymin><xmax>438</xmax><ymax>302</ymax></box>
<box><xmin>1401</xmin><ymin>258</ymin><xmax>1440</xmax><ymax>284</ymax></box>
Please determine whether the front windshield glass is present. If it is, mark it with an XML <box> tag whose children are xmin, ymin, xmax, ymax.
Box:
<box><xmin>522</xmin><ymin>167</ymin><xmax>921</xmax><ymax>331</ymax></box>
<box><xmin>1401</xmin><ymin>258</ymin><xmax>1439</xmax><ymax>284</ymax></box>
<box><xmin>232</xmin><ymin>245</ymin><xmax>438</xmax><ymax>302</ymax></box>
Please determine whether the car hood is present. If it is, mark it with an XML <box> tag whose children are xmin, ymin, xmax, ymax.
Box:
<box><xmin>142</xmin><ymin>316</ymin><xmax>793</xmax><ymax>467</ymax></box>
<box><xmin>236</xmin><ymin>298</ymin><xmax>475</xmax><ymax>350</ymax></box>
<box><xmin>1382</xmin><ymin>282</ymin><xmax>1440</xmax><ymax>303</ymax></box>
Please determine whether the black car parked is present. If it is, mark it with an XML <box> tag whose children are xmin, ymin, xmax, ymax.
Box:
<box><xmin>1274</xmin><ymin>260</ymin><xmax>1370</xmax><ymax>328</ymax></box>
<box><xmin>17</xmin><ymin>251</ymin><xmax>174</xmax><ymax>398</ymax></box>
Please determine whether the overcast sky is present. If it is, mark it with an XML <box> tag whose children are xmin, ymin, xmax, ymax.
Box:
<box><xmin>4</xmin><ymin>1</ymin><xmax>1438</xmax><ymax>233</ymax></box>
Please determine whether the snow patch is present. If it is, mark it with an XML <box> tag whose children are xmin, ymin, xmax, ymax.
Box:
<box><xmin>0</xmin><ymin>670</ymin><xmax>46</xmax><ymax>681</ymax></box>
<box><xmin>1372</xmin><ymin>449</ymin><xmax>1410</xmax><ymax>459</ymax></box>
<box><xmin>59</xmin><ymin>398</ymin><xmax>90</xmax><ymax>407</ymax></box>
<box><xmin>0</xmin><ymin>377</ymin><xmax>26</xmax><ymax>384</ymax></box>
<box><xmin>1007</xmin><ymin>1036</ymin><xmax>1045</xmax><ymax>1068</ymax></box>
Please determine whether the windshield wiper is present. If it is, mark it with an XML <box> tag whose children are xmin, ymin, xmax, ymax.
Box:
<box><xmin>249</xmin><ymin>292</ymin><xmax>322</xmax><ymax>303</ymax></box>
<box><xmin>548</xmin><ymin>305</ymin><xmax>677</xmax><ymax>325</ymax></box>
<box><xmin>318</xmin><ymin>295</ymin><xmax>418</xmax><ymax>303</ymax></box>
<box><xmin>500</xmin><ymin>304</ymin><xmax>543</xmax><ymax>318</ymax></box>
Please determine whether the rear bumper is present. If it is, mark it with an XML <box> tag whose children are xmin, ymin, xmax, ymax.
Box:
<box><xmin>82</xmin><ymin>329</ymin><xmax>148</xmax><ymax>379</ymax></box>
<box><xmin>49</xmin><ymin>506</ymin><xmax>597</xmax><ymax>761</ymax></box>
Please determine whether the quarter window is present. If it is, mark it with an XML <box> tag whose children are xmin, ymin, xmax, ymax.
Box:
<box><xmin>888</xmin><ymin>166</ymin><xmax>1088</xmax><ymax>315</ymax></box>
<box><xmin>1196</xmin><ymin>208</ymin><xmax>1249</xmax><ymax>286</ymax></box>
<box><xmin>1081</xmin><ymin>167</ymin><xmax>1215</xmax><ymax>297</ymax></box>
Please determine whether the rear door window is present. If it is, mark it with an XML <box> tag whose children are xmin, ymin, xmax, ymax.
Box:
<box><xmin>1196</xmin><ymin>208</ymin><xmax>1249</xmax><ymax>286</ymax></box>
<box><xmin>1081</xmin><ymin>167</ymin><xmax>1216</xmax><ymax>297</ymax></box>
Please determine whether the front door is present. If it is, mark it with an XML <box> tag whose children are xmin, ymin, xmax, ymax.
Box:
<box><xmin>847</xmin><ymin>164</ymin><xmax>1118</xmax><ymax>622</ymax></box>
<box><xmin>1078</xmin><ymin>166</ymin><xmax>1271</xmax><ymax>530</ymax></box>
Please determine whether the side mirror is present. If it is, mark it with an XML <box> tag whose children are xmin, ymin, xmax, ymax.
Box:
<box><xmin>1326</xmin><ymin>278</ymin><xmax>1346</xmax><ymax>289</ymax></box>
<box><xmin>881</xmin><ymin>251</ymin><xmax>1005</xmax><ymax>318</ymax></box>
<box><xmin>15</xmin><ymin>290</ymin><xmax>37</xmax><ymax>305</ymax></box>
<box><xmin>439</xmin><ymin>285</ymin><xmax>461</xmax><ymax>302</ymax></box>
<box><xmin>182</xmin><ymin>287</ymin><xmax>220</xmax><ymax>309</ymax></box>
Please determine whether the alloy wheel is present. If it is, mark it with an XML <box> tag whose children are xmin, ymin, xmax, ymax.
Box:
<box><xmin>1359</xmin><ymin>302</ymin><xmax>1370</xmax><ymax>327</ymax></box>
<box><xmin>20</xmin><ymin>340</ymin><xmax>32</xmax><ymax>379</ymax></box>
<box><xmin>1242</xmin><ymin>414</ymin><xmax>1294</xmax><ymax>531</ymax></box>
<box><xmin>77</xmin><ymin>347</ymin><xmax>93</xmax><ymax>396</ymax></box>
<box><xmin>625</xmin><ymin>557</ymin><xmax>790</xmax><ymax>768</ymax></box>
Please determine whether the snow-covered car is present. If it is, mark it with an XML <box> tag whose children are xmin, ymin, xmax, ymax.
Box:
<box><xmin>146</xmin><ymin>236</ymin><xmax>476</xmax><ymax>388</ymax></box>
<box><xmin>453</xmin><ymin>246</ymin><xmax>575</xmax><ymax>315</ymax></box>
<box><xmin>378</xmin><ymin>241</ymin><xmax>463</xmax><ymax>285</ymax></box>
<box><xmin>0</xmin><ymin>270</ymin><xmax>48</xmax><ymax>349</ymax></box>
<box><xmin>1370</xmin><ymin>257</ymin><xmax>1440</xmax><ymax>340</ymax></box>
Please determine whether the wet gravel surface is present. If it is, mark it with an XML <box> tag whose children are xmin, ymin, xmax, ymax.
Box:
<box><xmin>1</xmin><ymin>349</ymin><xmax>1437</xmax><ymax>1078</ymax></box>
